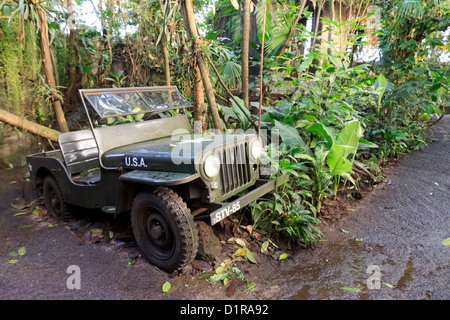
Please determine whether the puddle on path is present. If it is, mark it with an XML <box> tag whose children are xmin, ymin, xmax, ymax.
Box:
<box><xmin>285</xmin><ymin>237</ymin><xmax>412</xmax><ymax>300</ymax></box>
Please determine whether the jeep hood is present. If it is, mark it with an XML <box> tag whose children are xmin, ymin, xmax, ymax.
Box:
<box><xmin>101</xmin><ymin>134</ymin><xmax>250</xmax><ymax>173</ymax></box>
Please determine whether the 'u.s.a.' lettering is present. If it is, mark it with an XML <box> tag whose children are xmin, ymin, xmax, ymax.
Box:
<box><xmin>124</xmin><ymin>156</ymin><xmax>148</xmax><ymax>168</ymax></box>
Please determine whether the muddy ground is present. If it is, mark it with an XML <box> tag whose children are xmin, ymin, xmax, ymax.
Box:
<box><xmin>1</xmin><ymin>116</ymin><xmax>450</xmax><ymax>301</ymax></box>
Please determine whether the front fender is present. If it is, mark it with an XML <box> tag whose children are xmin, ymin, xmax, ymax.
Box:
<box><xmin>115</xmin><ymin>170</ymin><xmax>200</xmax><ymax>215</ymax></box>
<box><xmin>119</xmin><ymin>170</ymin><xmax>199</xmax><ymax>186</ymax></box>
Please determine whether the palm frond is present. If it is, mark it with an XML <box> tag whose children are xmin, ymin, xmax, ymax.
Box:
<box><xmin>398</xmin><ymin>0</ymin><xmax>424</xmax><ymax>18</ymax></box>
<box><xmin>255</xmin><ymin>0</ymin><xmax>274</xmax><ymax>43</ymax></box>
<box><xmin>218</xmin><ymin>60</ymin><xmax>241</xmax><ymax>90</ymax></box>
<box><xmin>266</xmin><ymin>6</ymin><xmax>296</xmax><ymax>56</ymax></box>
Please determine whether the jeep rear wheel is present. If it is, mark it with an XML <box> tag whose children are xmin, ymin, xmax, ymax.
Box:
<box><xmin>131</xmin><ymin>187</ymin><xmax>198</xmax><ymax>272</ymax></box>
<box><xmin>42</xmin><ymin>176</ymin><xmax>72</xmax><ymax>221</ymax></box>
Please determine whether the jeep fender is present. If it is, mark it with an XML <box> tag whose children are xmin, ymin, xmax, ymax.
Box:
<box><xmin>115</xmin><ymin>170</ymin><xmax>200</xmax><ymax>215</ymax></box>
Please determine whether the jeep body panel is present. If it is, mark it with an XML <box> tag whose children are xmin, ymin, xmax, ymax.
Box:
<box><xmin>92</xmin><ymin>114</ymin><xmax>193</xmax><ymax>169</ymax></box>
<box><xmin>101</xmin><ymin>134</ymin><xmax>195</xmax><ymax>172</ymax></box>
<box><xmin>26</xmin><ymin>153</ymin><xmax>120</xmax><ymax>209</ymax></box>
<box><xmin>101</xmin><ymin>133</ymin><xmax>250</xmax><ymax>172</ymax></box>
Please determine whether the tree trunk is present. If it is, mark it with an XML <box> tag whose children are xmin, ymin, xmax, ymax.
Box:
<box><xmin>193</xmin><ymin>65</ymin><xmax>206</xmax><ymax>133</ymax></box>
<box><xmin>0</xmin><ymin>109</ymin><xmax>60</xmax><ymax>142</ymax></box>
<box><xmin>163</xmin><ymin>41</ymin><xmax>171</xmax><ymax>86</ymax></box>
<box><xmin>258</xmin><ymin>0</ymin><xmax>267</xmax><ymax>134</ymax></box>
<box><xmin>182</xmin><ymin>0</ymin><xmax>223</xmax><ymax>133</ymax></box>
<box><xmin>241</xmin><ymin>0</ymin><xmax>251</xmax><ymax>109</ymax></box>
<box><xmin>18</xmin><ymin>12</ymin><xmax>24</xmax><ymax>49</ymax></box>
<box><xmin>159</xmin><ymin>0</ymin><xmax>171</xmax><ymax>86</ymax></box>
<box><xmin>36</xmin><ymin>7</ymin><xmax>69</xmax><ymax>133</ymax></box>
<box><xmin>181</xmin><ymin>1</ymin><xmax>203</xmax><ymax>132</ymax></box>
<box><xmin>67</xmin><ymin>0</ymin><xmax>75</xmax><ymax>31</ymax></box>
<box><xmin>64</xmin><ymin>0</ymin><xmax>82</xmax><ymax>112</ymax></box>
<box><xmin>311</xmin><ymin>0</ymin><xmax>325</xmax><ymax>49</ymax></box>
<box><xmin>196</xmin><ymin>53</ymin><xmax>223</xmax><ymax>133</ymax></box>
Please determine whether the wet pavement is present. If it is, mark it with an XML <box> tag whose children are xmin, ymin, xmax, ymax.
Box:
<box><xmin>1</xmin><ymin>116</ymin><xmax>450</xmax><ymax>300</ymax></box>
<box><xmin>283</xmin><ymin>116</ymin><xmax>450</xmax><ymax>300</ymax></box>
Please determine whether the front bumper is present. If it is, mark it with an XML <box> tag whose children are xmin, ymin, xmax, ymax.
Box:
<box><xmin>209</xmin><ymin>174</ymin><xmax>289</xmax><ymax>225</ymax></box>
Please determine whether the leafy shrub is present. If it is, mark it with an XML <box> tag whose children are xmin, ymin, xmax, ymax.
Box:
<box><xmin>219</xmin><ymin>10</ymin><xmax>449</xmax><ymax>246</ymax></box>
<box><xmin>249</xmin><ymin>177</ymin><xmax>322</xmax><ymax>247</ymax></box>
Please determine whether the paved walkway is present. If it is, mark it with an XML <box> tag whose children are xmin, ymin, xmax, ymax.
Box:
<box><xmin>284</xmin><ymin>115</ymin><xmax>450</xmax><ymax>299</ymax></box>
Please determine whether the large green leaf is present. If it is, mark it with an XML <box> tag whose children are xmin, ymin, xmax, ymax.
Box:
<box><xmin>327</xmin><ymin>144</ymin><xmax>353</xmax><ymax>175</ymax></box>
<box><xmin>274</xmin><ymin>120</ymin><xmax>313</xmax><ymax>157</ymax></box>
<box><xmin>306</xmin><ymin>122</ymin><xmax>336</xmax><ymax>148</ymax></box>
<box><xmin>314</xmin><ymin>142</ymin><xmax>330</xmax><ymax>167</ymax></box>
<box><xmin>297</xmin><ymin>56</ymin><xmax>313</xmax><ymax>72</ymax></box>
<box><xmin>229</xmin><ymin>96</ymin><xmax>251</xmax><ymax>128</ymax></box>
<box><xmin>266</xmin><ymin>7</ymin><xmax>295</xmax><ymax>56</ymax></box>
<box><xmin>375</xmin><ymin>74</ymin><xmax>388</xmax><ymax>111</ymax></box>
<box><xmin>337</xmin><ymin>120</ymin><xmax>361</xmax><ymax>153</ymax></box>
<box><xmin>255</xmin><ymin>0</ymin><xmax>273</xmax><ymax>44</ymax></box>
<box><xmin>327</xmin><ymin>120</ymin><xmax>361</xmax><ymax>175</ymax></box>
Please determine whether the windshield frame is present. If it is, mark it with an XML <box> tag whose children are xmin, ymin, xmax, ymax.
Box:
<box><xmin>79</xmin><ymin>86</ymin><xmax>190</xmax><ymax>127</ymax></box>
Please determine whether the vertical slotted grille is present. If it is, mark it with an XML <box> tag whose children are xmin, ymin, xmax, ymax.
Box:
<box><xmin>219</xmin><ymin>142</ymin><xmax>251</xmax><ymax>194</ymax></box>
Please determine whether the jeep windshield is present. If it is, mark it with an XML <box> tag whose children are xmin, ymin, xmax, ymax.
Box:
<box><xmin>80</xmin><ymin>86</ymin><xmax>190</xmax><ymax>120</ymax></box>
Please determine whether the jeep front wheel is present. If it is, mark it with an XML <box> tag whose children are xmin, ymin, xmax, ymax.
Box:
<box><xmin>130</xmin><ymin>187</ymin><xmax>199</xmax><ymax>272</ymax></box>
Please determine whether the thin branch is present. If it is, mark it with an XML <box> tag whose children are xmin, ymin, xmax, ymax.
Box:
<box><xmin>204</xmin><ymin>52</ymin><xmax>258</xmax><ymax>131</ymax></box>
<box><xmin>258</xmin><ymin>0</ymin><xmax>267</xmax><ymax>135</ymax></box>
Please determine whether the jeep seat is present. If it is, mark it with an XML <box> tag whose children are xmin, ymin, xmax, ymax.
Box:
<box><xmin>58</xmin><ymin>130</ymin><xmax>100</xmax><ymax>185</ymax></box>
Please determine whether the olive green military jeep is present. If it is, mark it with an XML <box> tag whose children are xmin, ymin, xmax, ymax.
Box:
<box><xmin>26</xmin><ymin>86</ymin><xmax>286</xmax><ymax>272</ymax></box>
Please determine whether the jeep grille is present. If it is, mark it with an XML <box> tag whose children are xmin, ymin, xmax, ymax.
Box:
<box><xmin>218</xmin><ymin>143</ymin><xmax>251</xmax><ymax>194</ymax></box>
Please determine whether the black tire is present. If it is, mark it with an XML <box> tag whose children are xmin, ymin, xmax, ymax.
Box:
<box><xmin>42</xmin><ymin>176</ymin><xmax>72</xmax><ymax>221</ymax></box>
<box><xmin>131</xmin><ymin>187</ymin><xmax>198</xmax><ymax>272</ymax></box>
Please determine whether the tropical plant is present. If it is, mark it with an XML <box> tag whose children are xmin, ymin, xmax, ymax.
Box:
<box><xmin>325</xmin><ymin>120</ymin><xmax>362</xmax><ymax>197</ymax></box>
<box><xmin>273</xmin><ymin>118</ymin><xmax>363</xmax><ymax>215</ymax></box>
<box><xmin>249</xmin><ymin>188</ymin><xmax>322</xmax><ymax>246</ymax></box>
<box><xmin>376</xmin><ymin>0</ymin><xmax>450</xmax><ymax>72</ymax></box>
<box><xmin>249</xmin><ymin>143</ymin><xmax>322</xmax><ymax>246</ymax></box>
<box><xmin>218</xmin><ymin>96</ymin><xmax>254</xmax><ymax>131</ymax></box>
<box><xmin>367</xmin><ymin>0</ymin><xmax>450</xmax><ymax>157</ymax></box>
<box><xmin>105</xmin><ymin>69</ymin><xmax>128</xmax><ymax>88</ymax></box>
<box><xmin>205</xmin><ymin>40</ymin><xmax>242</xmax><ymax>96</ymax></box>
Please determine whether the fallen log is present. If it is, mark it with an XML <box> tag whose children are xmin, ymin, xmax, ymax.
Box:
<box><xmin>0</xmin><ymin>109</ymin><xmax>60</xmax><ymax>142</ymax></box>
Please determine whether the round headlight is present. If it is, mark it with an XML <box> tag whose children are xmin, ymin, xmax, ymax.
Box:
<box><xmin>250</xmin><ymin>136</ymin><xmax>263</xmax><ymax>160</ymax></box>
<box><xmin>203</xmin><ymin>154</ymin><xmax>221</xmax><ymax>178</ymax></box>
